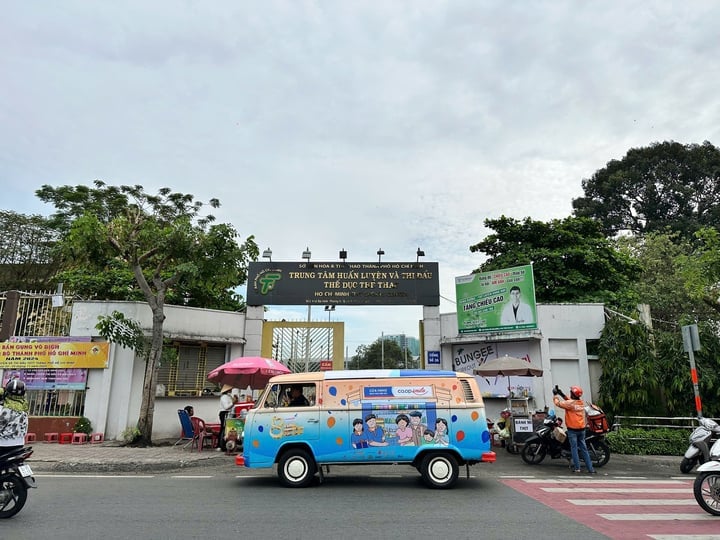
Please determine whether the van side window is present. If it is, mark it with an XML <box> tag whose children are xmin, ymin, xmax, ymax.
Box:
<box><xmin>281</xmin><ymin>384</ymin><xmax>313</xmax><ymax>407</ymax></box>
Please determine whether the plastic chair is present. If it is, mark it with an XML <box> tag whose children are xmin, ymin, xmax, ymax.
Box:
<box><xmin>174</xmin><ymin>409</ymin><xmax>196</xmax><ymax>449</ymax></box>
<box><xmin>191</xmin><ymin>416</ymin><xmax>219</xmax><ymax>452</ymax></box>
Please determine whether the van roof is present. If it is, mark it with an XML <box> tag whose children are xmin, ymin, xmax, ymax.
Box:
<box><xmin>268</xmin><ymin>369</ymin><xmax>468</xmax><ymax>384</ymax></box>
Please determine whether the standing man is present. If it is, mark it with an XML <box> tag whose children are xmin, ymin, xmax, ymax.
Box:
<box><xmin>500</xmin><ymin>286</ymin><xmax>534</xmax><ymax>325</ymax></box>
<box><xmin>553</xmin><ymin>385</ymin><xmax>596</xmax><ymax>473</ymax></box>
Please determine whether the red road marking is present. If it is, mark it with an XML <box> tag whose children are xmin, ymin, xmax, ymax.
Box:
<box><xmin>502</xmin><ymin>478</ymin><xmax>719</xmax><ymax>540</ymax></box>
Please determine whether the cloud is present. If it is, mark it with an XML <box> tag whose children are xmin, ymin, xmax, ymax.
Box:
<box><xmin>2</xmin><ymin>1</ymin><xmax>720</xmax><ymax>348</ymax></box>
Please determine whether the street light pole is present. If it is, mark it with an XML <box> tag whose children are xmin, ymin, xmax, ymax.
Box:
<box><xmin>381</xmin><ymin>331</ymin><xmax>384</xmax><ymax>369</ymax></box>
<box><xmin>306</xmin><ymin>305</ymin><xmax>311</xmax><ymax>372</ymax></box>
<box><xmin>302</xmin><ymin>247</ymin><xmax>312</xmax><ymax>372</ymax></box>
<box><xmin>325</xmin><ymin>305</ymin><xmax>335</xmax><ymax>366</ymax></box>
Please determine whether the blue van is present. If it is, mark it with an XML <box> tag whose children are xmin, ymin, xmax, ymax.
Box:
<box><xmin>236</xmin><ymin>369</ymin><xmax>496</xmax><ymax>488</ymax></box>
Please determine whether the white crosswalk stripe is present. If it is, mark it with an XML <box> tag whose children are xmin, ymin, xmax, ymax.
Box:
<box><xmin>542</xmin><ymin>487</ymin><xmax>691</xmax><ymax>493</ymax></box>
<box><xmin>599</xmin><ymin>513</ymin><xmax>717</xmax><ymax>521</ymax></box>
<box><xmin>569</xmin><ymin>498</ymin><xmax>695</xmax><ymax>506</ymax></box>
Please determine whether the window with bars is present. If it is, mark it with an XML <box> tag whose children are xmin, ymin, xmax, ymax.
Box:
<box><xmin>156</xmin><ymin>343</ymin><xmax>227</xmax><ymax>397</ymax></box>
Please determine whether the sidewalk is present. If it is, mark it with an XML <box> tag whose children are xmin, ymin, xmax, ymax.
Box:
<box><xmin>26</xmin><ymin>439</ymin><xmax>233</xmax><ymax>473</ymax></box>
<box><xmin>24</xmin><ymin>438</ymin><xmax>683</xmax><ymax>474</ymax></box>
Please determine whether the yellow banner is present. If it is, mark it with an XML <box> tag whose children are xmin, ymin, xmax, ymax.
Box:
<box><xmin>0</xmin><ymin>342</ymin><xmax>110</xmax><ymax>369</ymax></box>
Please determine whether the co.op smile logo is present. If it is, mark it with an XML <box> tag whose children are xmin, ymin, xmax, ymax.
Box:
<box><xmin>395</xmin><ymin>387</ymin><xmax>429</xmax><ymax>396</ymax></box>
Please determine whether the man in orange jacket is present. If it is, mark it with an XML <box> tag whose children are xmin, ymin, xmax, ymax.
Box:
<box><xmin>553</xmin><ymin>385</ymin><xmax>596</xmax><ymax>474</ymax></box>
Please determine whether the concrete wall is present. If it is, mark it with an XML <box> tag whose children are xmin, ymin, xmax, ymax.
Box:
<box><xmin>70</xmin><ymin>301</ymin><xmax>247</xmax><ymax>441</ymax></box>
<box><xmin>67</xmin><ymin>300</ymin><xmax>604</xmax><ymax>440</ymax></box>
<box><xmin>438</xmin><ymin>303</ymin><xmax>605</xmax><ymax>423</ymax></box>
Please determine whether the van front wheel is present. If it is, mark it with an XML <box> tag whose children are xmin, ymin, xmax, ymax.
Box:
<box><xmin>420</xmin><ymin>452</ymin><xmax>459</xmax><ymax>489</ymax></box>
<box><xmin>278</xmin><ymin>449</ymin><xmax>317</xmax><ymax>488</ymax></box>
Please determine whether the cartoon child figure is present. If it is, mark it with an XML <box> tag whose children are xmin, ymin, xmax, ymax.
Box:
<box><xmin>395</xmin><ymin>414</ymin><xmax>413</xmax><ymax>446</ymax></box>
<box><xmin>409</xmin><ymin>410</ymin><xmax>426</xmax><ymax>446</ymax></box>
<box><xmin>365</xmin><ymin>413</ymin><xmax>388</xmax><ymax>446</ymax></box>
<box><xmin>433</xmin><ymin>418</ymin><xmax>449</xmax><ymax>446</ymax></box>
<box><xmin>422</xmin><ymin>429</ymin><xmax>435</xmax><ymax>445</ymax></box>
<box><xmin>351</xmin><ymin>418</ymin><xmax>369</xmax><ymax>449</ymax></box>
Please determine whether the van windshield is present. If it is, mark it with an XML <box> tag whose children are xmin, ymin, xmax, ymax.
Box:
<box><xmin>259</xmin><ymin>384</ymin><xmax>282</xmax><ymax>408</ymax></box>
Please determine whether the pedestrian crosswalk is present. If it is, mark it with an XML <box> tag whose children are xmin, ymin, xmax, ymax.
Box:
<box><xmin>501</xmin><ymin>475</ymin><xmax>720</xmax><ymax>540</ymax></box>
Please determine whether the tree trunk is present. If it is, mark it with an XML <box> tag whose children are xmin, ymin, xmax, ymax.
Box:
<box><xmin>136</xmin><ymin>302</ymin><xmax>166</xmax><ymax>446</ymax></box>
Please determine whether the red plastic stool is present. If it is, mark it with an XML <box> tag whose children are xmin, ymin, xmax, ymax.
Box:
<box><xmin>25</xmin><ymin>433</ymin><xmax>37</xmax><ymax>444</ymax></box>
<box><xmin>90</xmin><ymin>432</ymin><xmax>104</xmax><ymax>444</ymax></box>
<box><xmin>59</xmin><ymin>432</ymin><xmax>73</xmax><ymax>444</ymax></box>
<box><xmin>71</xmin><ymin>432</ymin><xmax>88</xmax><ymax>445</ymax></box>
<box><xmin>44</xmin><ymin>432</ymin><xmax>59</xmax><ymax>443</ymax></box>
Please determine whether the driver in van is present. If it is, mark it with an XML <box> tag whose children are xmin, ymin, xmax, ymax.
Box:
<box><xmin>287</xmin><ymin>385</ymin><xmax>310</xmax><ymax>407</ymax></box>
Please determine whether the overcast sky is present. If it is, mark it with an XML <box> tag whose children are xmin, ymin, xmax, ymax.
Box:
<box><xmin>2</xmin><ymin>1</ymin><xmax>719</xmax><ymax>353</ymax></box>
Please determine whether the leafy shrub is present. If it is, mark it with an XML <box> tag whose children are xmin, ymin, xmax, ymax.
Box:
<box><xmin>606</xmin><ymin>427</ymin><xmax>689</xmax><ymax>455</ymax></box>
<box><xmin>121</xmin><ymin>426</ymin><xmax>141</xmax><ymax>445</ymax></box>
<box><xmin>73</xmin><ymin>416</ymin><xmax>93</xmax><ymax>435</ymax></box>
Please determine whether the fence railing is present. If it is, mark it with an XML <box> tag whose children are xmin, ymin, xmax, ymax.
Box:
<box><xmin>611</xmin><ymin>415</ymin><xmax>715</xmax><ymax>431</ymax></box>
<box><xmin>0</xmin><ymin>289</ymin><xmax>75</xmax><ymax>338</ymax></box>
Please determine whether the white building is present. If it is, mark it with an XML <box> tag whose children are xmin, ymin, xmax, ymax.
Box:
<box><xmin>67</xmin><ymin>301</ymin><xmax>604</xmax><ymax>440</ymax></box>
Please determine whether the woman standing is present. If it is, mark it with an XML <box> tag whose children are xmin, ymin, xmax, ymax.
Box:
<box><xmin>217</xmin><ymin>384</ymin><xmax>234</xmax><ymax>451</ymax></box>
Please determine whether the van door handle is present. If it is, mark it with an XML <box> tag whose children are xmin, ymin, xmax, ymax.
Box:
<box><xmin>307</xmin><ymin>419</ymin><xmax>319</xmax><ymax>423</ymax></box>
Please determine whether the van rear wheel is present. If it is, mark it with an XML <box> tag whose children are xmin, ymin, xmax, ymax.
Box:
<box><xmin>278</xmin><ymin>449</ymin><xmax>316</xmax><ymax>488</ymax></box>
<box><xmin>420</xmin><ymin>452</ymin><xmax>459</xmax><ymax>489</ymax></box>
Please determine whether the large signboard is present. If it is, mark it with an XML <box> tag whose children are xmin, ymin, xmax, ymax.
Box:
<box><xmin>451</xmin><ymin>341</ymin><xmax>539</xmax><ymax>398</ymax></box>
<box><xmin>247</xmin><ymin>261</ymin><xmax>439</xmax><ymax>306</ymax></box>
<box><xmin>2</xmin><ymin>368</ymin><xmax>88</xmax><ymax>390</ymax></box>
<box><xmin>0</xmin><ymin>341</ymin><xmax>110</xmax><ymax>369</ymax></box>
<box><xmin>455</xmin><ymin>264</ymin><xmax>538</xmax><ymax>333</ymax></box>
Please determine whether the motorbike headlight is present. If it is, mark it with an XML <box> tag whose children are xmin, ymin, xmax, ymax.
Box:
<box><xmin>689</xmin><ymin>427</ymin><xmax>711</xmax><ymax>443</ymax></box>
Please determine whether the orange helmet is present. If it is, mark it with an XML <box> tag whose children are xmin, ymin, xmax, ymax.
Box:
<box><xmin>570</xmin><ymin>386</ymin><xmax>583</xmax><ymax>398</ymax></box>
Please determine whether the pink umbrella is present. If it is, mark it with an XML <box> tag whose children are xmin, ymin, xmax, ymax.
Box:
<box><xmin>207</xmin><ymin>356</ymin><xmax>291</xmax><ymax>389</ymax></box>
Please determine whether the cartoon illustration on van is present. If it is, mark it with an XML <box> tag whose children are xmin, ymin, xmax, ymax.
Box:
<box><xmin>236</xmin><ymin>369</ymin><xmax>496</xmax><ymax>488</ymax></box>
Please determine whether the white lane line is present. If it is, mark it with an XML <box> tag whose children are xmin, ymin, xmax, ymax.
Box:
<box><xmin>648</xmin><ymin>534</ymin><xmax>720</xmax><ymax>540</ymax></box>
<box><xmin>499</xmin><ymin>475</ymin><xmax>537</xmax><ymax>479</ymax></box>
<box><xmin>542</xmin><ymin>487</ymin><xmax>691</xmax><ymax>493</ymax></box>
<box><xmin>524</xmin><ymin>479</ymin><xmax>688</xmax><ymax>484</ymax></box>
<box><xmin>568</xmin><ymin>498</ymin><xmax>696</xmax><ymax>506</ymax></box>
<box><xmin>171</xmin><ymin>475</ymin><xmax>214</xmax><ymax>479</ymax></box>
<box><xmin>599</xmin><ymin>513</ymin><xmax>716</xmax><ymax>521</ymax></box>
<box><xmin>35</xmin><ymin>474</ymin><xmax>155</xmax><ymax>478</ymax></box>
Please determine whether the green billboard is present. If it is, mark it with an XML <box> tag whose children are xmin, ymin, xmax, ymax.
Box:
<box><xmin>455</xmin><ymin>264</ymin><xmax>538</xmax><ymax>333</ymax></box>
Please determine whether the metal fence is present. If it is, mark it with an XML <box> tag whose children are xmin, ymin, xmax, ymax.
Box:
<box><xmin>1</xmin><ymin>289</ymin><xmax>83</xmax><ymax>417</ymax></box>
<box><xmin>612</xmin><ymin>415</ymin><xmax>711</xmax><ymax>431</ymax></box>
<box><xmin>0</xmin><ymin>289</ymin><xmax>74</xmax><ymax>338</ymax></box>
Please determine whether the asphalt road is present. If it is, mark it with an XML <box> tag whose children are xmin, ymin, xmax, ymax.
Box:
<box><xmin>4</xmin><ymin>467</ymin><xmax>609</xmax><ymax>540</ymax></box>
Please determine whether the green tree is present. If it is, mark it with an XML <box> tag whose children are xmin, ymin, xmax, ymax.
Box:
<box><xmin>617</xmin><ymin>232</ymin><xmax>719</xmax><ymax>328</ymax></box>
<box><xmin>350</xmin><ymin>338</ymin><xmax>405</xmax><ymax>370</ymax></box>
<box><xmin>680</xmin><ymin>227</ymin><xmax>720</xmax><ymax>317</ymax></box>
<box><xmin>572</xmin><ymin>141</ymin><xmax>720</xmax><ymax>239</ymax></box>
<box><xmin>0</xmin><ymin>210</ymin><xmax>59</xmax><ymax>290</ymax></box>
<box><xmin>469</xmin><ymin>216</ymin><xmax>641</xmax><ymax>307</ymax></box>
<box><xmin>36</xmin><ymin>181</ymin><xmax>259</xmax><ymax>445</ymax></box>
<box><xmin>598</xmin><ymin>316</ymin><xmax>720</xmax><ymax>418</ymax></box>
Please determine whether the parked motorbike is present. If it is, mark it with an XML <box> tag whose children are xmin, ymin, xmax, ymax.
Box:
<box><xmin>0</xmin><ymin>446</ymin><xmax>36</xmax><ymax>518</ymax></box>
<box><xmin>521</xmin><ymin>410</ymin><xmax>611</xmax><ymax>468</ymax></box>
<box><xmin>693</xmin><ymin>435</ymin><xmax>720</xmax><ymax>516</ymax></box>
<box><xmin>680</xmin><ymin>416</ymin><xmax>720</xmax><ymax>474</ymax></box>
